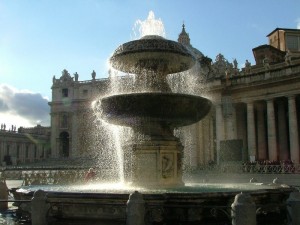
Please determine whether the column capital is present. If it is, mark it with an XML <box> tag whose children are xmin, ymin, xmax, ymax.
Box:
<box><xmin>243</xmin><ymin>99</ymin><xmax>254</xmax><ymax>105</ymax></box>
<box><xmin>265</xmin><ymin>98</ymin><xmax>274</xmax><ymax>103</ymax></box>
<box><xmin>215</xmin><ymin>103</ymin><xmax>222</xmax><ymax>108</ymax></box>
<box><xmin>287</xmin><ymin>95</ymin><xmax>296</xmax><ymax>101</ymax></box>
<box><xmin>246</xmin><ymin>101</ymin><xmax>254</xmax><ymax>110</ymax></box>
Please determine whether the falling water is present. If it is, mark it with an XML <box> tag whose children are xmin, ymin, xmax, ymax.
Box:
<box><xmin>92</xmin><ymin>99</ymin><xmax>128</xmax><ymax>183</ymax></box>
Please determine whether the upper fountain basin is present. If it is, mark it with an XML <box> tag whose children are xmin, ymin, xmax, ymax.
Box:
<box><xmin>110</xmin><ymin>35</ymin><xmax>195</xmax><ymax>75</ymax></box>
<box><xmin>100</xmin><ymin>92</ymin><xmax>212</xmax><ymax>128</ymax></box>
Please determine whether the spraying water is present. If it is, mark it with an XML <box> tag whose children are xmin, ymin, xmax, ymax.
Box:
<box><xmin>132</xmin><ymin>10</ymin><xmax>166</xmax><ymax>39</ymax></box>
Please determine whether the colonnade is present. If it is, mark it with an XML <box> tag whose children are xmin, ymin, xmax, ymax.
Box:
<box><xmin>216</xmin><ymin>94</ymin><xmax>300</xmax><ymax>164</ymax></box>
<box><xmin>0</xmin><ymin>141</ymin><xmax>47</xmax><ymax>165</ymax></box>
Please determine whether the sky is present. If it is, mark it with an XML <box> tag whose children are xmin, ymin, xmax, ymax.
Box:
<box><xmin>0</xmin><ymin>0</ymin><xmax>300</xmax><ymax>129</ymax></box>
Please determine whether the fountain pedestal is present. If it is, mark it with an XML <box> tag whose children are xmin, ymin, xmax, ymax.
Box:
<box><xmin>124</xmin><ymin>136</ymin><xmax>184</xmax><ymax>187</ymax></box>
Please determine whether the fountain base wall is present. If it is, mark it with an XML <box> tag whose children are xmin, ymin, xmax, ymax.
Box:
<box><xmin>12</xmin><ymin>187</ymin><xmax>296</xmax><ymax>225</ymax></box>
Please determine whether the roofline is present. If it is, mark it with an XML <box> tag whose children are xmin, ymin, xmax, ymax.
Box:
<box><xmin>267</xmin><ymin>28</ymin><xmax>300</xmax><ymax>37</ymax></box>
<box><xmin>252</xmin><ymin>44</ymin><xmax>285</xmax><ymax>54</ymax></box>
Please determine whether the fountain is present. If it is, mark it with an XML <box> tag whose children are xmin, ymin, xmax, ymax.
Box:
<box><xmin>12</xmin><ymin>11</ymin><xmax>296</xmax><ymax>225</ymax></box>
<box><xmin>98</xmin><ymin>30</ymin><xmax>211</xmax><ymax>187</ymax></box>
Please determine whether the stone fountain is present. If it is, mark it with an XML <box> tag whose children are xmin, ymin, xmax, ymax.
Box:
<box><xmin>99</xmin><ymin>33</ymin><xmax>211</xmax><ymax>187</ymax></box>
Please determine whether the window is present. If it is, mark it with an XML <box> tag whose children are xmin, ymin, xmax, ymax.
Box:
<box><xmin>286</xmin><ymin>35</ymin><xmax>300</xmax><ymax>51</ymax></box>
<box><xmin>62</xmin><ymin>88</ymin><xmax>69</xmax><ymax>97</ymax></box>
<box><xmin>83</xmin><ymin>89</ymin><xmax>88</xmax><ymax>97</ymax></box>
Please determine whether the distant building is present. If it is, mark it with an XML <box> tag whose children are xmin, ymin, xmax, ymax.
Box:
<box><xmin>253</xmin><ymin>28</ymin><xmax>300</xmax><ymax>65</ymax></box>
<box><xmin>267</xmin><ymin>28</ymin><xmax>300</xmax><ymax>52</ymax></box>
<box><xmin>0</xmin><ymin>124</ymin><xmax>50</xmax><ymax>166</ymax></box>
<box><xmin>48</xmin><ymin>26</ymin><xmax>300</xmax><ymax>168</ymax></box>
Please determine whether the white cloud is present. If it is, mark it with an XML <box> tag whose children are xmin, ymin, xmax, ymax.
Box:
<box><xmin>0</xmin><ymin>84</ymin><xmax>50</xmax><ymax>129</ymax></box>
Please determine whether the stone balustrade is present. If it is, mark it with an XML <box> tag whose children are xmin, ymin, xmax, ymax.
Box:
<box><xmin>221</xmin><ymin>58</ymin><xmax>300</xmax><ymax>87</ymax></box>
<box><xmin>2</xmin><ymin>163</ymin><xmax>300</xmax><ymax>184</ymax></box>
<box><xmin>1</xmin><ymin>168</ymin><xmax>116</xmax><ymax>185</ymax></box>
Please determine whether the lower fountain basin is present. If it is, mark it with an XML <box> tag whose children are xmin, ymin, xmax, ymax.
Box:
<box><xmin>100</xmin><ymin>92</ymin><xmax>212</xmax><ymax>128</ymax></box>
<box><xmin>12</xmin><ymin>183</ymin><xmax>295</xmax><ymax>225</ymax></box>
<box><xmin>15</xmin><ymin>181</ymin><xmax>291</xmax><ymax>194</ymax></box>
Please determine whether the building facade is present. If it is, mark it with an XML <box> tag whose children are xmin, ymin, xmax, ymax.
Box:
<box><xmin>49</xmin><ymin>27</ymin><xmax>300</xmax><ymax>168</ymax></box>
<box><xmin>0</xmin><ymin>125</ymin><xmax>51</xmax><ymax>166</ymax></box>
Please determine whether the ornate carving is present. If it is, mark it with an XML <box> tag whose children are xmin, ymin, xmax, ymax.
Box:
<box><xmin>162</xmin><ymin>154</ymin><xmax>173</xmax><ymax>178</ymax></box>
<box><xmin>211</xmin><ymin>54</ymin><xmax>234</xmax><ymax>77</ymax></box>
<box><xmin>49</xmin><ymin>203</ymin><xmax>125</xmax><ymax>219</ymax></box>
<box><xmin>244</xmin><ymin>59</ymin><xmax>251</xmax><ymax>74</ymax></box>
<box><xmin>91</xmin><ymin>70</ymin><xmax>96</xmax><ymax>80</ymax></box>
<box><xmin>74</xmin><ymin>72</ymin><xmax>79</xmax><ymax>81</ymax></box>
<box><xmin>263</xmin><ymin>56</ymin><xmax>270</xmax><ymax>70</ymax></box>
<box><xmin>149</xmin><ymin>207</ymin><xmax>164</xmax><ymax>223</ymax></box>
<box><xmin>53</xmin><ymin>69</ymin><xmax>75</xmax><ymax>87</ymax></box>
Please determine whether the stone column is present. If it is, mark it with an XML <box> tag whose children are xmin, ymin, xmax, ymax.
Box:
<box><xmin>267</xmin><ymin>99</ymin><xmax>277</xmax><ymax>161</ymax></box>
<box><xmin>223</xmin><ymin>96</ymin><xmax>236</xmax><ymax>140</ymax></box>
<box><xmin>50</xmin><ymin>113</ymin><xmax>59</xmax><ymax>158</ymax></box>
<box><xmin>247</xmin><ymin>102</ymin><xmax>256</xmax><ymax>162</ymax></box>
<box><xmin>71</xmin><ymin>112</ymin><xmax>78</xmax><ymax>157</ymax></box>
<box><xmin>210</xmin><ymin>116</ymin><xmax>215</xmax><ymax>162</ymax></box>
<box><xmin>277</xmin><ymin>99</ymin><xmax>289</xmax><ymax>160</ymax></box>
<box><xmin>189</xmin><ymin>124</ymin><xmax>198</xmax><ymax>169</ymax></box>
<box><xmin>197</xmin><ymin>121</ymin><xmax>204</xmax><ymax>165</ymax></box>
<box><xmin>256</xmin><ymin>103</ymin><xmax>267</xmax><ymax>160</ymax></box>
<box><xmin>203</xmin><ymin>117</ymin><xmax>211</xmax><ymax>164</ymax></box>
<box><xmin>232</xmin><ymin>105</ymin><xmax>237</xmax><ymax>139</ymax></box>
<box><xmin>288</xmin><ymin>96</ymin><xmax>300</xmax><ymax>163</ymax></box>
<box><xmin>0</xmin><ymin>141</ymin><xmax>3</xmax><ymax>165</ymax></box>
<box><xmin>215</xmin><ymin>104</ymin><xmax>224</xmax><ymax>164</ymax></box>
<box><xmin>225</xmin><ymin>114</ymin><xmax>236</xmax><ymax>140</ymax></box>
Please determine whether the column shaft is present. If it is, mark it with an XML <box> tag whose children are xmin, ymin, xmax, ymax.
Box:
<box><xmin>267</xmin><ymin>99</ymin><xmax>277</xmax><ymax>161</ymax></box>
<box><xmin>215</xmin><ymin>104</ymin><xmax>224</xmax><ymax>164</ymax></box>
<box><xmin>247</xmin><ymin>102</ymin><xmax>256</xmax><ymax>161</ymax></box>
<box><xmin>288</xmin><ymin>96</ymin><xmax>300</xmax><ymax>163</ymax></box>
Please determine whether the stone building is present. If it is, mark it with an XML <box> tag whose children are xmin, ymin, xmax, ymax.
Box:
<box><xmin>0</xmin><ymin>124</ymin><xmax>50</xmax><ymax>166</ymax></box>
<box><xmin>49</xmin><ymin>26</ymin><xmax>300</xmax><ymax>168</ymax></box>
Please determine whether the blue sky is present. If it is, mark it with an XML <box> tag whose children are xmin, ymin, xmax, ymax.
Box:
<box><xmin>0</xmin><ymin>0</ymin><xmax>300</xmax><ymax>128</ymax></box>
